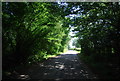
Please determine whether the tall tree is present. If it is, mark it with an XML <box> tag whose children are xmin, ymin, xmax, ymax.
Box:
<box><xmin>2</xmin><ymin>2</ymin><xmax>70</xmax><ymax>70</ymax></box>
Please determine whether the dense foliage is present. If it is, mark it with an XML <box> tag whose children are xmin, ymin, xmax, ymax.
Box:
<box><xmin>2</xmin><ymin>2</ymin><xmax>70</xmax><ymax>70</ymax></box>
<box><xmin>67</xmin><ymin>2</ymin><xmax>120</xmax><ymax>78</ymax></box>
<box><xmin>2</xmin><ymin>2</ymin><xmax>120</xmax><ymax>79</ymax></box>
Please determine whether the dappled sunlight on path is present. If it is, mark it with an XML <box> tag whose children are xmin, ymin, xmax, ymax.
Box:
<box><xmin>20</xmin><ymin>50</ymin><xmax>97</xmax><ymax>80</ymax></box>
<box><xmin>61</xmin><ymin>50</ymin><xmax>79</xmax><ymax>54</ymax></box>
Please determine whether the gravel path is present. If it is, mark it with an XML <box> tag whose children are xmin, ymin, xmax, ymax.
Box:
<box><xmin>19</xmin><ymin>50</ymin><xmax>97</xmax><ymax>80</ymax></box>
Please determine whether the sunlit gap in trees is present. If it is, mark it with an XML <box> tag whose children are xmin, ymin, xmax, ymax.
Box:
<box><xmin>57</xmin><ymin>0</ymin><xmax>68</xmax><ymax>6</ymax></box>
<box><xmin>63</xmin><ymin>4</ymin><xmax>81</xmax><ymax>50</ymax></box>
<box><xmin>68</xmin><ymin>25</ymin><xmax>79</xmax><ymax>49</ymax></box>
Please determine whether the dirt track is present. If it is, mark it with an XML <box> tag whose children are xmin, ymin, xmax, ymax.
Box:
<box><xmin>17</xmin><ymin>50</ymin><xmax>97</xmax><ymax>80</ymax></box>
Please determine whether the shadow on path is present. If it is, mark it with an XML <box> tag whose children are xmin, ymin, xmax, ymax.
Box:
<box><xmin>16</xmin><ymin>50</ymin><xmax>98</xmax><ymax>80</ymax></box>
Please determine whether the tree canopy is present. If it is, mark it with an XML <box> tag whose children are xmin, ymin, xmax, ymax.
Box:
<box><xmin>2</xmin><ymin>2</ymin><xmax>120</xmax><ymax>79</ymax></box>
<box><xmin>2</xmin><ymin>2</ymin><xmax>70</xmax><ymax>69</ymax></box>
